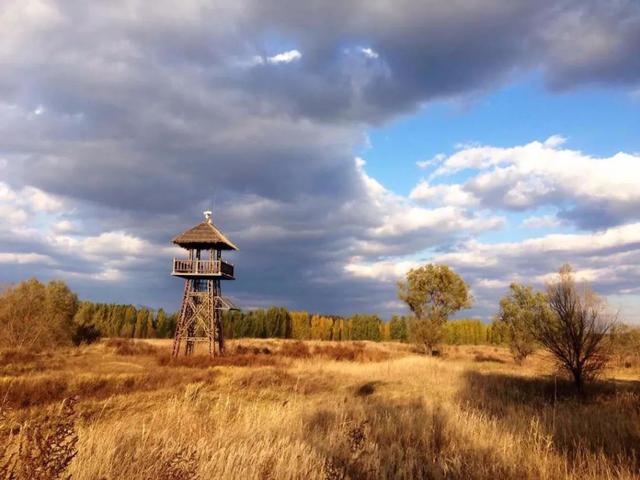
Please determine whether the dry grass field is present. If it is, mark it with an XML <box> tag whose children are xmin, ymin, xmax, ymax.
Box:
<box><xmin>1</xmin><ymin>339</ymin><xmax>639</xmax><ymax>479</ymax></box>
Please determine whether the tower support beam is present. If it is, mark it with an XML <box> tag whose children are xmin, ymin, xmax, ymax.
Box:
<box><xmin>172</xmin><ymin>279</ymin><xmax>225</xmax><ymax>357</ymax></box>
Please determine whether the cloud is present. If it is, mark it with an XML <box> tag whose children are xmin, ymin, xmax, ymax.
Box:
<box><xmin>410</xmin><ymin>182</ymin><xmax>478</xmax><ymax>207</ymax></box>
<box><xmin>353</xmin><ymin>158</ymin><xmax>503</xmax><ymax>256</ymax></box>
<box><xmin>429</xmin><ymin>137</ymin><xmax>640</xmax><ymax>228</ymax></box>
<box><xmin>416</xmin><ymin>153</ymin><xmax>446</xmax><ymax>169</ymax></box>
<box><xmin>346</xmin><ymin>222</ymin><xmax>640</xmax><ymax>322</ymax></box>
<box><xmin>0</xmin><ymin>0</ymin><xmax>639</xmax><ymax>316</ymax></box>
<box><xmin>522</xmin><ymin>215</ymin><xmax>562</xmax><ymax>229</ymax></box>
<box><xmin>360</xmin><ymin>47</ymin><xmax>379</xmax><ymax>59</ymax></box>
<box><xmin>0</xmin><ymin>253</ymin><xmax>54</xmax><ymax>265</ymax></box>
<box><xmin>254</xmin><ymin>49</ymin><xmax>303</xmax><ymax>65</ymax></box>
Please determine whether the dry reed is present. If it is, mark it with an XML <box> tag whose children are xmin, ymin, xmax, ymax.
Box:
<box><xmin>0</xmin><ymin>340</ymin><xmax>637</xmax><ymax>479</ymax></box>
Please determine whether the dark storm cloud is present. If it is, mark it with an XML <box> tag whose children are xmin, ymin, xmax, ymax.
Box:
<box><xmin>558</xmin><ymin>202</ymin><xmax>640</xmax><ymax>230</ymax></box>
<box><xmin>1</xmin><ymin>0</ymin><xmax>639</xmax><ymax>316</ymax></box>
<box><xmin>541</xmin><ymin>0</ymin><xmax>640</xmax><ymax>89</ymax></box>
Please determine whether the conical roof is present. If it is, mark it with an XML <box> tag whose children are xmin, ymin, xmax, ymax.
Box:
<box><xmin>172</xmin><ymin>215</ymin><xmax>238</xmax><ymax>250</ymax></box>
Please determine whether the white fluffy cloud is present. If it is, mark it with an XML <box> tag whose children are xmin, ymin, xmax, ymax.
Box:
<box><xmin>522</xmin><ymin>215</ymin><xmax>562</xmax><ymax>229</ymax></box>
<box><xmin>360</xmin><ymin>47</ymin><xmax>379</xmax><ymax>59</ymax></box>
<box><xmin>419</xmin><ymin>137</ymin><xmax>640</xmax><ymax>228</ymax></box>
<box><xmin>0</xmin><ymin>253</ymin><xmax>54</xmax><ymax>265</ymax></box>
<box><xmin>353</xmin><ymin>158</ymin><xmax>503</xmax><ymax>256</ymax></box>
<box><xmin>252</xmin><ymin>49</ymin><xmax>302</xmax><ymax>65</ymax></box>
<box><xmin>346</xmin><ymin>221</ymin><xmax>640</xmax><ymax>322</ymax></box>
<box><xmin>410</xmin><ymin>182</ymin><xmax>478</xmax><ymax>207</ymax></box>
<box><xmin>0</xmin><ymin>181</ymin><xmax>66</xmax><ymax>231</ymax></box>
<box><xmin>0</xmin><ymin>181</ymin><xmax>177</xmax><ymax>284</ymax></box>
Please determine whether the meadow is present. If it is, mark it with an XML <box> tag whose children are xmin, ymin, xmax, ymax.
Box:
<box><xmin>1</xmin><ymin>339</ymin><xmax>639</xmax><ymax>480</ymax></box>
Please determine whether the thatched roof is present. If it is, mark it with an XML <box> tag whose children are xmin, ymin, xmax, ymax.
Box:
<box><xmin>172</xmin><ymin>220</ymin><xmax>238</xmax><ymax>250</ymax></box>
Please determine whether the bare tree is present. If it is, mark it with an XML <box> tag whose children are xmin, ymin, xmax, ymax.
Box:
<box><xmin>531</xmin><ymin>265</ymin><xmax>614</xmax><ymax>391</ymax></box>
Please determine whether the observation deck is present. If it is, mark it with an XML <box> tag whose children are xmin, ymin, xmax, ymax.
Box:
<box><xmin>171</xmin><ymin>258</ymin><xmax>235</xmax><ymax>279</ymax></box>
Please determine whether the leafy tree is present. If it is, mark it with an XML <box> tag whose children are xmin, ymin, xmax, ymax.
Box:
<box><xmin>497</xmin><ymin>284</ymin><xmax>545</xmax><ymax>363</ymax></box>
<box><xmin>72</xmin><ymin>302</ymin><xmax>101</xmax><ymax>345</ymax></box>
<box><xmin>156</xmin><ymin>308</ymin><xmax>169</xmax><ymax>338</ymax></box>
<box><xmin>291</xmin><ymin>311</ymin><xmax>311</xmax><ymax>340</ymax></box>
<box><xmin>123</xmin><ymin>306</ymin><xmax>137</xmax><ymax>338</ymax></box>
<box><xmin>265</xmin><ymin>307</ymin><xmax>291</xmax><ymax>338</ymax></box>
<box><xmin>351</xmin><ymin>314</ymin><xmax>382</xmax><ymax>341</ymax></box>
<box><xmin>74</xmin><ymin>302</ymin><xmax>94</xmax><ymax>329</ymax></box>
<box><xmin>486</xmin><ymin>320</ymin><xmax>509</xmax><ymax>345</ymax></box>
<box><xmin>251</xmin><ymin>309</ymin><xmax>267</xmax><ymax>338</ymax></box>
<box><xmin>134</xmin><ymin>309</ymin><xmax>149</xmax><ymax>338</ymax></box>
<box><xmin>311</xmin><ymin>315</ymin><xmax>333</xmax><ymax>340</ymax></box>
<box><xmin>398</xmin><ymin>264</ymin><xmax>471</xmax><ymax>353</ymax></box>
<box><xmin>389</xmin><ymin>316</ymin><xmax>409</xmax><ymax>342</ymax></box>
<box><xmin>331</xmin><ymin>317</ymin><xmax>345</xmax><ymax>341</ymax></box>
<box><xmin>44</xmin><ymin>280</ymin><xmax>78</xmax><ymax>345</ymax></box>
<box><xmin>0</xmin><ymin>278</ymin><xmax>79</xmax><ymax>350</ymax></box>
<box><xmin>443</xmin><ymin>319</ymin><xmax>487</xmax><ymax>345</ymax></box>
<box><xmin>232</xmin><ymin>310</ymin><xmax>252</xmax><ymax>338</ymax></box>
<box><xmin>530</xmin><ymin>264</ymin><xmax>615</xmax><ymax>391</ymax></box>
<box><xmin>165</xmin><ymin>312</ymin><xmax>178</xmax><ymax>338</ymax></box>
<box><xmin>145</xmin><ymin>310</ymin><xmax>156</xmax><ymax>338</ymax></box>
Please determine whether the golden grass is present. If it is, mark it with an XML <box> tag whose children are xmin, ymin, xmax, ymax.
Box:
<box><xmin>1</xmin><ymin>339</ymin><xmax>638</xmax><ymax>479</ymax></box>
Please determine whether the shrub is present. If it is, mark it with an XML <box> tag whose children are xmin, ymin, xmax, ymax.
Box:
<box><xmin>496</xmin><ymin>284</ymin><xmax>544</xmax><ymax>364</ymax></box>
<box><xmin>156</xmin><ymin>353</ymin><xmax>282</xmax><ymax>368</ymax></box>
<box><xmin>71</xmin><ymin>324</ymin><xmax>101</xmax><ymax>346</ymax></box>
<box><xmin>279</xmin><ymin>341</ymin><xmax>311</xmax><ymax>358</ymax></box>
<box><xmin>313</xmin><ymin>343</ymin><xmax>390</xmax><ymax>362</ymax></box>
<box><xmin>0</xmin><ymin>279</ymin><xmax>78</xmax><ymax>351</ymax></box>
<box><xmin>105</xmin><ymin>339</ymin><xmax>158</xmax><ymax>356</ymax></box>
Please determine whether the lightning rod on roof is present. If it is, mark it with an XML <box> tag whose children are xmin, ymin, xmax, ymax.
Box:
<box><xmin>203</xmin><ymin>210</ymin><xmax>212</xmax><ymax>223</ymax></box>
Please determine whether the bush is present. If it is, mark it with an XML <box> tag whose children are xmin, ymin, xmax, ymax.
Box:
<box><xmin>279</xmin><ymin>341</ymin><xmax>311</xmax><ymax>358</ymax></box>
<box><xmin>0</xmin><ymin>279</ymin><xmax>78</xmax><ymax>351</ymax></box>
<box><xmin>72</xmin><ymin>324</ymin><xmax>101</xmax><ymax>346</ymax></box>
<box><xmin>496</xmin><ymin>283</ymin><xmax>543</xmax><ymax>364</ymax></box>
<box><xmin>105</xmin><ymin>339</ymin><xmax>158</xmax><ymax>356</ymax></box>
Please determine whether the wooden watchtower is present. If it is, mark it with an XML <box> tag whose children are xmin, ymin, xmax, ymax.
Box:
<box><xmin>171</xmin><ymin>211</ymin><xmax>238</xmax><ymax>356</ymax></box>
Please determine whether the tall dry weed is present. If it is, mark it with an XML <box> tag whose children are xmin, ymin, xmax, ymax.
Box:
<box><xmin>105</xmin><ymin>338</ymin><xmax>159</xmax><ymax>356</ymax></box>
<box><xmin>2</xmin><ymin>397</ymin><xmax>78</xmax><ymax>480</ymax></box>
<box><xmin>158</xmin><ymin>447</ymin><xmax>199</xmax><ymax>480</ymax></box>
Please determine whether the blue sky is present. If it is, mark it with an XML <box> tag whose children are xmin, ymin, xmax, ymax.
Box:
<box><xmin>1</xmin><ymin>0</ymin><xmax>639</xmax><ymax>322</ymax></box>
<box><xmin>362</xmin><ymin>74</ymin><xmax>639</xmax><ymax>247</ymax></box>
<box><xmin>362</xmin><ymin>75</ymin><xmax>639</xmax><ymax>197</ymax></box>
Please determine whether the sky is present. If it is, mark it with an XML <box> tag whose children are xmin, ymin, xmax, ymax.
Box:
<box><xmin>1</xmin><ymin>0</ymin><xmax>639</xmax><ymax>322</ymax></box>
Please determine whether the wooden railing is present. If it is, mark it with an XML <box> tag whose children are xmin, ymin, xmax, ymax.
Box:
<box><xmin>172</xmin><ymin>259</ymin><xmax>234</xmax><ymax>278</ymax></box>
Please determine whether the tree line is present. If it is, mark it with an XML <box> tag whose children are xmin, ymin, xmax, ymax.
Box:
<box><xmin>0</xmin><ymin>278</ymin><xmax>506</xmax><ymax>347</ymax></box>
<box><xmin>74</xmin><ymin>304</ymin><xmax>507</xmax><ymax>344</ymax></box>
<box><xmin>74</xmin><ymin>302</ymin><xmax>178</xmax><ymax>340</ymax></box>
<box><xmin>3</xmin><ymin>265</ymin><xmax>634</xmax><ymax>391</ymax></box>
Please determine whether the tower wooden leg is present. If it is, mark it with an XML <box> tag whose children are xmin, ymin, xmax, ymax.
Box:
<box><xmin>172</xmin><ymin>274</ymin><xmax>230</xmax><ymax>357</ymax></box>
<box><xmin>216</xmin><ymin>309</ymin><xmax>225</xmax><ymax>355</ymax></box>
<box><xmin>172</xmin><ymin>280</ymin><xmax>191</xmax><ymax>358</ymax></box>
